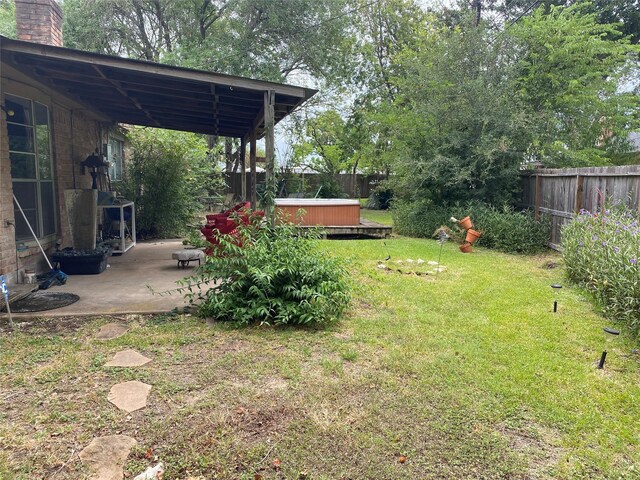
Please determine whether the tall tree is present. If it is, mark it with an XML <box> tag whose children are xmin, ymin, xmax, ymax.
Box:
<box><xmin>63</xmin><ymin>0</ymin><xmax>186</xmax><ymax>61</ymax></box>
<box><xmin>387</xmin><ymin>24</ymin><xmax>528</xmax><ymax>205</ymax></box>
<box><xmin>0</xmin><ymin>0</ymin><xmax>15</xmax><ymax>38</ymax></box>
<box><xmin>291</xmin><ymin>109</ymin><xmax>347</xmax><ymax>175</ymax></box>
<box><xmin>486</xmin><ymin>0</ymin><xmax>640</xmax><ymax>43</ymax></box>
<box><xmin>63</xmin><ymin>0</ymin><xmax>353</xmax><ymax>83</ymax></box>
<box><xmin>509</xmin><ymin>3</ymin><xmax>639</xmax><ymax>166</ymax></box>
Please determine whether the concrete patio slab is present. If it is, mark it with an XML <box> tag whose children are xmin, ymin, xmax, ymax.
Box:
<box><xmin>0</xmin><ymin>239</ymin><xmax>207</xmax><ymax>319</ymax></box>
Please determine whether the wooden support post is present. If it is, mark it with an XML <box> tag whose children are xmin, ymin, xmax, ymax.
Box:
<box><xmin>534</xmin><ymin>174</ymin><xmax>542</xmax><ymax>220</ymax></box>
<box><xmin>575</xmin><ymin>175</ymin><xmax>584</xmax><ymax>213</ymax></box>
<box><xmin>240</xmin><ymin>136</ymin><xmax>247</xmax><ymax>201</ymax></box>
<box><xmin>250</xmin><ymin>129</ymin><xmax>257</xmax><ymax>209</ymax></box>
<box><xmin>264</xmin><ymin>89</ymin><xmax>275</xmax><ymax>222</ymax></box>
<box><xmin>224</xmin><ymin>138</ymin><xmax>233</xmax><ymax>173</ymax></box>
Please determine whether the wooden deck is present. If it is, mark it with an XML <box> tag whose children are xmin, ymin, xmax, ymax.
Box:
<box><xmin>298</xmin><ymin>218</ymin><xmax>392</xmax><ymax>238</ymax></box>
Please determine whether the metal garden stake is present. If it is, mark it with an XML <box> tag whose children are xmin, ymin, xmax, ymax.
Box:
<box><xmin>1</xmin><ymin>275</ymin><xmax>13</xmax><ymax>330</ymax></box>
<box><xmin>598</xmin><ymin>327</ymin><xmax>620</xmax><ymax>369</ymax></box>
<box><xmin>551</xmin><ymin>284</ymin><xmax>562</xmax><ymax>312</ymax></box>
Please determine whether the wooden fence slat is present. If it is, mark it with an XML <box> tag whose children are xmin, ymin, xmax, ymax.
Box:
<box><xmin>538</xmin><ymin>207</ymin><xmax>574</xmax><ymax>219</ymax></box>
<box><xmin>521</xmin><ymin>165</ymin><xmax>640</xmax><ymax>250</ymax></box>
<box><xmin>223</xmin><ymin>172</ymin><xmax>387</xmax><ymax>199</ymax></box>
<box><xmin>534</xmin><ymin>175</ymin><xmax>542</xmax><ymax>220</ymax></box>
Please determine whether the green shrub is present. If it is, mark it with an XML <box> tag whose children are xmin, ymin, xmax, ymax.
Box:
<box><xmin>562</xmin><ymin>205</ymin><xmax>640</xmax><ymax>334</ymax></box>
<box><xmin>466</xmin><ymin>203</ymin><xmax>551</xmax><ymax>254</ymax></box>
<box><xmin>392</xmin><ymin>200</ymin><xmax>550</xmax><ymax>254</ymax></box>
<box><xmin>121</xmin><ymin>128</ymin><xmax>224</xmax><ymax>238</ymax></box>
<box><xmin>317</xmin><ymin>175</ymin><xmax>344</xmax><ymax>198</ymax></box>
<box><xmin>181</xmin><ymin>217</ymin><xmax>351</xmax><ymax>326</ymax></box>
<box><xmin>392</xmin><ymin>200</ymin><xmax>450</xmax><ymax>239</ymax></box>
<box><xmin>366</xmin><ymin>187</ymin><xmax>394</xmax><ymax>210</ymax></box>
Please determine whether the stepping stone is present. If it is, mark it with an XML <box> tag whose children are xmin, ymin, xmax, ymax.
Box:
<box><xmin>104</xmin><ymin>349</ymin><xmax>152</xmax><ymax>367</ymax></box>
<box><xmin>79</xmin><ymin>434</ymin><xmax>137</xmax><ymax>480</ymax></box>
<box><xmin>96</xmin><ymin>323</ymin><xmax>129</xmax><ymax>340</ymax></box>
<box><xmin>107</xmin><ymin>381</ymin><xmax>152</xmax><ymax>413</ymax></box>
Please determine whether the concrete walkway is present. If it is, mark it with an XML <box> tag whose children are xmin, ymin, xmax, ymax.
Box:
<box><xmin>3</xmin><ymin>239</ymin><xmax>207</xmax><ymax>318</ymax></box>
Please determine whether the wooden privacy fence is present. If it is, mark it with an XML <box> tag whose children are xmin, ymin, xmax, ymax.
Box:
<box><xmin>224</xmin><ymin>172</ymin><xmax>387</xmax><ymax>199</ymax></box>
<box><xmin>519</xmin><ymin>165</ymin><xmax>640</xmax><ymax>249</ymax></box>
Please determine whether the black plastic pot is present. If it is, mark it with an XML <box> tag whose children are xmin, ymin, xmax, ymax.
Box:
<box><xmin>52</xmin><ymin>247</ymin><xmax>112</xmax><ymax>275</ymax></box>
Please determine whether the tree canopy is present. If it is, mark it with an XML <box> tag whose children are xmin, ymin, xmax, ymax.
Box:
<box><xmin>62</xmin><ymin>0</ymin><xmax>354</xmax><ymax>82</ymax></box>
<box><xmin>1</xmin><ymin>0</ymin><xmax>638</xmax><ymax>206</ymax></box>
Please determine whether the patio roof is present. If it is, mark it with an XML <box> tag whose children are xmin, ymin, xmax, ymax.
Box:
<box><xmin>0</xmin><ymin>36</ymin><xmax>317</xmax><ymax>138</ymax></box>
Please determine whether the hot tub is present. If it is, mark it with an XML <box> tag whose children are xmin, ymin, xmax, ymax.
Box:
<box><xmin>274</xmin><ymin>198</ymin><xmax>361</xmax><ymax>226</ymax></box>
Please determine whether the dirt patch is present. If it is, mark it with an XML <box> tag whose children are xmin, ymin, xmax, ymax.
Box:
<box><xmin>230</xmin><ymin>403</ymin><xmax>295</xmax><ymax>442</ymax></box>
<box><xmin>333</xmin><ymin>329</ymin><xmax>354</xmax><ymax>340</ymax></box>
<box><xmin>541</xmin><ymin>261</ymin><xmax>560</xmax><ymax>269</ymax></box>
<box><xmin>497</xmin><ymin>424</ymin><xmax>563</xmax><ymax>479</ymax></box>
<box><xmin>0</xmin><ymin>313</ymin><xmax>153</xmax><ymax>336</ymax></box>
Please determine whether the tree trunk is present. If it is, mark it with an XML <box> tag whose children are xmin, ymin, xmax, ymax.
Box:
<box><xmin>472</xmin><ymin>0</ymin><xmax>482</xmax><ymax>27</ymax></box>
<box><xmin>351</xmin><ymin>159</ymin><xmax>359</xmax><ymax>198</ymax></box>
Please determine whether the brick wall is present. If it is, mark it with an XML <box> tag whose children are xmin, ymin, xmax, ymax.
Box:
<box><xmin>0</xmin><ymin>81</ymin><xmax>102</xmax><ymax>284</ymax></box>
<box><xmin>15</xmin><ymin>0</ymin><xmax>63</xmax><ymax>47</ymax></box>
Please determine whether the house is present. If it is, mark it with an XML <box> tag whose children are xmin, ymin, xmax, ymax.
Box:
<box><xmin>0</xmin><ymin>0</ymin><xmax>315</xmax><ymax>285</ymax></box>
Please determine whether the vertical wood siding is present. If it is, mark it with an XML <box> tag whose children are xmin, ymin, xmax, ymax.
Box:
<box><xmin>520</xmin><ymin>166</ymin><xmax>640</xmax><ymax>249</ymax></box>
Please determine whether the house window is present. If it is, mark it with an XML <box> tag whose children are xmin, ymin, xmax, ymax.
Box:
<box><xmin>107</xmin><ymin>138</ymin><xmax>124</xmax><ymax>182</ymax></box>
<box><xmin>5</xmin><ymin>94</ymin><xmax>56</xmax><ymax>241</ymax></box>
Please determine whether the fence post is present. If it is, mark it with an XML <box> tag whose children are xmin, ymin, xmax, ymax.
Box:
<box><xmin>574</xmin><ymin>175</ymin><xmax>584</xmax><ymax>213</ymax></box>
<box><xmin>534</xmin><ymin>174</ymin><xmax>542</xmax><ymax>220</ymax></box>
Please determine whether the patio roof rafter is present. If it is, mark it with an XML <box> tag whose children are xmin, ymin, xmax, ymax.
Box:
<box><xmin>90</xmin><ymin>64</ymin><xmax>162</xmax><ymax>129</ymax></box>
<box><xmin>0</xmin><ymin>36</ymin><xmax>316</xmax><ymax>139</ymax></box>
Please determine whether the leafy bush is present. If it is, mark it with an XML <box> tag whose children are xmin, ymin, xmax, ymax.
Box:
<box><xmin>562</xmin><ymin>205</ymin><xmax>640</xmax><ymax>334</ymax></box>
<box><xmin>392</xmin><ymin>200</ymin><xmax>450</xmax><ymax>239</ymax></box>
<box><xmin>316</xmin><ymin>175</ymin><xmax>344</xmax><ymax>198</ymax></box>
<box><xmin>181</xmin><ymin>216</ymin><xmax>351</xmax><ymax>326</ymax></box>
<box><xmin>393</xmin><ymin>200</ymin><xmax>550</xmax><ymax>254</ymax></box>
<box><xmin>366</xmin><ymin>187</ymin><xmax>394</xmax><ymax>210</ymax></box>
<box><xmin>121</xmin><ymin>128</ymin><xmax>224</xmax><ymax>238</ymax></box>
<box><xmin>466</xmin><ymin>203</ymin><xmax>551</xmax><ymax>254</ymax></box>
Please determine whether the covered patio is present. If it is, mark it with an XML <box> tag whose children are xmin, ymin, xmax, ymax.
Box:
<box><xmin>1</xmin><ymin>239</ymin><xmax>207</xmax><ymax>319</ymax></box>
<box><xmin>1</xmin><ymin>36</ymin><xmax>316</xmax><ymax>317</ymax></box>
<box><xmin>0</xmin><ymin>36</ymin><xmax>317</xmax><ymax>209</ymax></box>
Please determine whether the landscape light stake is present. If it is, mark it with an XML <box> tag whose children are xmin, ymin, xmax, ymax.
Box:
<box><xmin>383</xmin><ymin>241</ymin><xmax>391</xmax><ymax>261</ymax></box>
<box><xmin>551</xmin><ymin>284</ymin><xmax>562</xmax><ymax>312</ymax></box>
<box><xmin>598</xmin><ymin>327</ymin><xmax>620</xmax><ymax>369</ymax></box>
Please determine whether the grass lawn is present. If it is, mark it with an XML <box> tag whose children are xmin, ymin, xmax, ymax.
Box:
<box><xmin>1</xmin><ymin>238</ymin><xmax>639</xmax><ymax>479</ymax></box>
<box><xmin>360</xmin><ymin>207</ymin><xmax>393</xmax><ymax>226</ymax></box>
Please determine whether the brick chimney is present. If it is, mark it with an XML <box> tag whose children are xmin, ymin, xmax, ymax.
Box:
<box><xmin>15</xmin><ymin>0</ymin><xmax>63</xmax><ymax>47</ymax></box>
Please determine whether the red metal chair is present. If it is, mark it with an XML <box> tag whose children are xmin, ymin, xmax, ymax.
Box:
<box><xmin>200</xmin><ymin>202</ymin><xmax>263</xmax><ymax>255</ymax></box>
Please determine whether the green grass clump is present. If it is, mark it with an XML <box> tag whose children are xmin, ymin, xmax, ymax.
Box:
<box><xmin>360</xmin><ymin>208</ymin><xmax>393</xmax><ymax>226</ymax></box>
<box><xmin>562</xmin><ymin>204</ymin><xmax>640</xmax><ymax>335</ymax></box>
